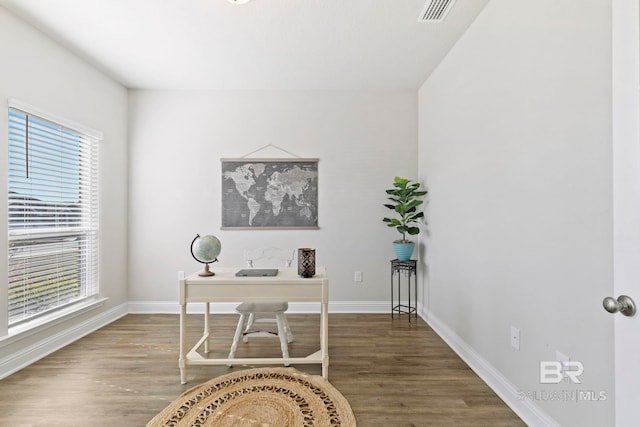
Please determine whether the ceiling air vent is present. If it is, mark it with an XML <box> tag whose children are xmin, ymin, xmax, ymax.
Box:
<box><xmin>419</xmin><ymin>0</ymin><xmax>457</xmax><ymax>22</ymax></box>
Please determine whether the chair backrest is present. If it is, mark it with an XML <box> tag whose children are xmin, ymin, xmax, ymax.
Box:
<box><xmin>244</xmin><ymin>247</ymin><xmax>295</xmax><ymax>268</ymax></box>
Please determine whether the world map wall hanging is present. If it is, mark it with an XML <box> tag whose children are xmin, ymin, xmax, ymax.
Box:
<box><xmin>221</xmin><ymin>158</ymin><xmax>319</xmax><ymax>229</ymax></box>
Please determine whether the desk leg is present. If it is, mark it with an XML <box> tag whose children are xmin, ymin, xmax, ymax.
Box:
<box><xmin>321</xmin><ymin>301</ymin><xmax>329</xmax><ymax>379</ymax></box>
<box><xmin>179</xmin><ymin>302</ymin><xmax>187</xmax><ymax>384</ymax></box>
<box><xmin>204</xmin><ymin>302</ymin><xmax>210</xmax><ymax>354</ymax></box>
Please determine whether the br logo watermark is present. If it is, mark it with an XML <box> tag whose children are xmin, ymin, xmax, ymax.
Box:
<box><xmin>516</xmin><ymin>360</ymin><xmax>608</xmax><ymax>403</ymax></box>
<box><xmin>540</xmin><ymin>361</ymin><xmax>583</xmax><ymax>384</ymax></box>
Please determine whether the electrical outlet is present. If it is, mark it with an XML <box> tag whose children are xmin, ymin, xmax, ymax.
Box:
<box><xmin>510</xmin><ymin>326</ymin><xmax>520</xmax><ymax>350</ymax></box>
<box><xmin>354</xmin><ymin>271</ymin><xmax>363</xmax><ymax>282</ymax></box>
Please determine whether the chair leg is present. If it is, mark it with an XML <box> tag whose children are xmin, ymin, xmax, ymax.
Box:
<box><xmin>282</xmin><ymin>313</ymin><xmax>294</xmax><ymax>343</ymax></box>
<box><xmin>275</xmin><ymin>313</ymin><xmax>290</xmax><ymax>366</ymax></box>
<box><xmin>243</xmin><ymin>313</ymin><xmax>256</xmax><ymax>343</ymax></box>
<box><xmin>228</xmin><ymin>313</ymin><xmax>246</xmax><ymax>365</ymax></box>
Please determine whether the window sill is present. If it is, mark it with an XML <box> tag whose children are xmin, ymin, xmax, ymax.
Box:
<box><xmin>0</xmin><ymin>297</ymin><xmax>108</xmax><ymax>347</ymax></box>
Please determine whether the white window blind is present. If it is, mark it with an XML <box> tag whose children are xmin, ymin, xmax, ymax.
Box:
<box><xmin>7</xmin><ymin>106</ymin><xmax>99</xmax><ymax>325</ymax></box>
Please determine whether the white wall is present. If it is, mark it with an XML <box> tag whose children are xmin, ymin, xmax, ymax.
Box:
<box><xmin>0</xmin><ymin>7</ymin><xmax>128</xmax><ymax>366</ymax></box>
<box><xmin>128</xmin><ymin>90</ymin><xmax>417</xmax><ymax>308</ymax></box>
<box><xmin>418</xmin><ymin>0</ymin><xmax>613</xmax><ymax>426</ymax></box>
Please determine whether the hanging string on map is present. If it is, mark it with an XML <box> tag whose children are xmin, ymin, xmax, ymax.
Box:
<box><xmin>240</xmin><ymin>143</ymin><xmax>303</xmax><ymax>159</ymax></box>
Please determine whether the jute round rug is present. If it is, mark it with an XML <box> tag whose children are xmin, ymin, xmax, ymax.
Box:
<box><xmin>147</xmin><ymin>367</ymin><xmax>357</xmax><ymax>427</ymax></box>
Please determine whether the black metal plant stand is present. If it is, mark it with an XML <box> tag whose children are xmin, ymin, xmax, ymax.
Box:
<box><xmin>390</xmin><ymin>259</ymin><xmax>417</xmax><ymax>322</ymax></box>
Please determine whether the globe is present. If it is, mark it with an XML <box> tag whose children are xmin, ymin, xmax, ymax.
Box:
<box><xmin>190</xmin><ymin>234</ymin><xmax>221</xmax><ymax>276</ymax></box>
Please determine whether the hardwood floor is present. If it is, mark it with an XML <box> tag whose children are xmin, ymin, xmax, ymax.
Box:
<box><xmin>0</xmin><ymin>314</ymin><xmax>525</xmax><ymax>426</ymax></box>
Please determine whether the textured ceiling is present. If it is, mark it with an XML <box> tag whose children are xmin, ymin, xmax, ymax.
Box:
<box><xmin>0</xmin><ymin>0</ymin><xmax>489</xmax><ymax>90</ymax></box>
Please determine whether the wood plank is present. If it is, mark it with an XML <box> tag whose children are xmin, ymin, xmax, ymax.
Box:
<box><xmin>0</xmin><ymin>313</ymin><xmax>525</xmax><ymax>426</ymax></box>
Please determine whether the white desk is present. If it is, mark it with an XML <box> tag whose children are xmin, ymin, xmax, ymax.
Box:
<box><xmin>178</xmin><ymin>266</ymin><xmax>329</xmax><ymax>384</ymax></box>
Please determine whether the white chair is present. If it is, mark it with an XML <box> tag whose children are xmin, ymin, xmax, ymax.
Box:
<box><xmin>228</xmin><ymin>248</ymin><xmax>294</xmax><ymax>364</ymax></box>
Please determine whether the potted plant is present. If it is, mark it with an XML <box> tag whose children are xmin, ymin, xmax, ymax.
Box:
<box><xmin>382</xmin><ymin>176</ymin><xmax>427</xmax><ymax>261</ymax></box>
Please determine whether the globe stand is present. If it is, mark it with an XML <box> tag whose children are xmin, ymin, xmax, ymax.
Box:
<box><xmin>199</xmin><ymin>263</ymin><xmax>215</xmax><ymax>277</ymax></box>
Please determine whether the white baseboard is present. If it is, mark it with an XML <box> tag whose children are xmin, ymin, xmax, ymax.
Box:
<box><xmin>421</xmin><ymin>307</ymin><xmax>561</xmax><ymax>427</ymax></box>
<box><xmin>127</xmin><ymin>300</ymin><xmax>391</xmax><ymax>314</ymax></box>
<box><xmin>0</xmin><ymin>303</ymin><xmax>128</xmax><ymax>380</ymax></box>
<box><xmin>327</xmin><ymin>301</ymin><xmax>389</xmax><ymax>313</ymax></box>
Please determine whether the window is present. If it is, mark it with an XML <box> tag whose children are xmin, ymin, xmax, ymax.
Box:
<box><xmin>7</xmin><ymin>104</ymin><xmax>100</xmax><ymax>326</ymax></box>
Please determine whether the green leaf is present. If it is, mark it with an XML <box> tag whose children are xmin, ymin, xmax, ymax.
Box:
<box><xmin>406</xmin><ymin>226</ymin><xmax>420</xmax><ymax>235</ymax></box>
<box><xmin>394</xmin><ymin>176</ymin><xmax>409</xmax><ymax>186</ymax></box>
